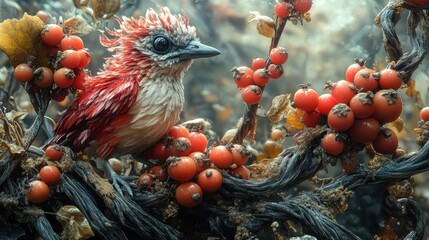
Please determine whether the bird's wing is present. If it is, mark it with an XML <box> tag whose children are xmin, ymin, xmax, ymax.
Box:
<box><xmin>52</xmin><ymin>76</ymin><xmax>139</xmax><ymax>158</ymax></box>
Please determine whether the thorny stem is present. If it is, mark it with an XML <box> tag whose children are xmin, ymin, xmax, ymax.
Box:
<box><xmin>230</xmin><ymin>18</ymin><xmax>288</xmax><ymax>145</ymax></box>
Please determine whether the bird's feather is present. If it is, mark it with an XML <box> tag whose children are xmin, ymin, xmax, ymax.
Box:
<box><xmin>53</xmin><ymin>75</ymin><xmax>139</xmax><ymax>158</ymax></box>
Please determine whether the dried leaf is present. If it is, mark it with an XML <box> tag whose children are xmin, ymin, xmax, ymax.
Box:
<box><xmin>5</xmin><ymin>110</ymin><xmax>27</xmax><ymax>122</ymax></box>
<box><xmin>386</xmin><ymin>117</ymin><xmax>403</xmax><ymax>133</ymax></box>
<box><xmin>0</xmin><ymin>140</ymin><xmax>24</xmax><ymax>154</ymax></box>
<box><xmin>285</xmin><ymin>108</ymin><xmax>304</xmax><ymax>131</ymax></box>
<box><xmin>405</xmin><ymin>79</ymin><xmax>424</xmax><ymax>106</ymax></box>
<box><xmin>181</xmin><ymin>118</ymin><xmax>212</xmax><ymax>133</ymax></box>
<box><xmin>266</xmin><ymin>94</ymin><xmax>290</xmax><ymax>123</ymax></box>
<box><xmin>406</xmin><ymin>79</ymin><xmax>416</xmax><ymax>97</ymax></box>
<box><xmin>248</xmin><ymin>11</ymin><xmax>275</xmax><ymax>38</ymax></box>
<box><xmin>221</xmin><ymin>128</ymin><xmax>237</xmax><ymax>144</ymax></box>
<box><xmin>90</xmin><ymin>0</ymin><xmax>120</xmax><ymax>20</ymax></box>
<box><xmin>0</xmin><ymin>13</ymin><xmax>49</xmax><ymax>67</ymax></box>
<box><xmin>57</xmin><ymin>205</ymin><xmax>94</xmax><ymax>240</ymax></box>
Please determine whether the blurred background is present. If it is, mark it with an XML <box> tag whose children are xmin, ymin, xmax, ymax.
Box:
<box><xmin>0</xmin><ymin>0</ymin><xmax>428</xmax><ymax>239</ymax></box>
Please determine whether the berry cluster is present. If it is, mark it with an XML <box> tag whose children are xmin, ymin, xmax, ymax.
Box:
<box><xmin>232</xmin><ymin>47</ymin><xmax>288</xmax><ymax>104</ymax></box>
<box><xmin>26</xmin><ymin>145</ymin><xmax>63</xmax><ymax>203</ymax></box>
<box><xmin>274</xmin><ymin>0</ymin><xmax>313</xmax><ymax>19</ymax></box>
<box><xmin>293</xmin><ymin>59</ymin><xmax>403</xmax><ymax>174</ymax></box>
<box><xmin>13</xmin><ymin>23</ymin><xmax>90</xmax><ymax>102</ymax></box>
<box><xmin>139</xmin><ymin>125</ymin><xmax>250</xmax><ymax>208</ymax></box>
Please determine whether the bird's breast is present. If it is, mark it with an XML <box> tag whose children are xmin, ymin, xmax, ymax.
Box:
<box><xmin>112</xmin><ymin>78</ymin><xmax>185</xmax><ymax>155</ymax></box>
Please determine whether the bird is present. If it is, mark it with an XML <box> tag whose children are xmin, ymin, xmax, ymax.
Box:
<box><xmin>51</xmin><ymin>7</ymin><xmax>220</xmax><ymax>193</ymax></box>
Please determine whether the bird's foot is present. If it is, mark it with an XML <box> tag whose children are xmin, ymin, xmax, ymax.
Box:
<box><xmin>103</xmin><ymin>161</ymin><xmax>133</xmax><ymax>197</ymax></box>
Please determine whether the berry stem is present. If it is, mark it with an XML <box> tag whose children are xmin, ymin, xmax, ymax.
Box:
<box><xmin>23</xmin><ymin>85</ymin><xmax>51</xmax><ymax>149</ymax></box>
<box><xmin>230</xmin><ymin>18</ymin><xmax>288</xmax><ymax>144</ymax></box>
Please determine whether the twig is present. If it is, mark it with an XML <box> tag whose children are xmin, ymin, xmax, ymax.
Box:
<box><xmin>220</xmin><ymin>145</ymin><xmax>322</xmax><ymax>198</ymax></box>
<box><xmin>230</xmin><ymin>18</ymin><xmax>288</xmax><ymax>144</ymax></box>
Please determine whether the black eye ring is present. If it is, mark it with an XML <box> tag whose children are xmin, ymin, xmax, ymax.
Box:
<box><xmin>152</xmin><ymin>36</ymin><xmax>171</xmax><ymax>54</ymax></box>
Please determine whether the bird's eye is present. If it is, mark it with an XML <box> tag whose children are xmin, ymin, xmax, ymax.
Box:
<box><xmin>152</xmin><ymin>36</ymin><xmax>171</xmax><ymax>54</ymax></box>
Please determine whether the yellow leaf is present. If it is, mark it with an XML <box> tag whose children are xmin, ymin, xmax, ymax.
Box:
<box><xmin>386</xmin><ymin>117</ymin><xmax>404</xmax><ymax>133</ymax></box>
<box><xmin>0</xmin><ymin>13</ymin><xmax>49</xmax><ymax>67</ymax></box>
<box><xmin>285</xmin><ymin>108</ymin><xmax>304</xmax><ymax>131</ymax></box>
<box><xmin>248</xmin><ymin>11</ymin><xmax>275</xmax><ymax>38</ymax></box>
<box><xmin>406</xmin><ymin>79</ymin><xmax>416</xmax><ymax>97</ymax></box>
<box><xmin>266</xmin><ymin>94</ymin><xmax>290</xmax><ymax>123</ymax></box>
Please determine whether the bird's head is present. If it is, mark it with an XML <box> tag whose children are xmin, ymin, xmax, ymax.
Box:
<box><xmin>100</xmin><ymin>7</ymin><xmax>220</xmax><ymax>80</ymax></box>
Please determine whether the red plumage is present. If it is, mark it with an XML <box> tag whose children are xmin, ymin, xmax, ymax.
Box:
<box><xmin>52</xmin><ymin>7</ymin><xmax>219</xmax><ymax>159</ymax></box>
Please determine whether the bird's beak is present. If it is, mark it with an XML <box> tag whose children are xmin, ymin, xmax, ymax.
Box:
<box><xmin>177</xmin><ymin>40</ymin><xmax>220</xmax><ymax>61</ymax></box>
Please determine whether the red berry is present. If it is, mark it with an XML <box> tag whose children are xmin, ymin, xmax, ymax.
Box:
<box><xmin>232</xmin><ymin>66</ymin><xmax>254</xmax><ymax>89</ymax></box>
<box><xmin>39</xmin><ymin>165</ymin><xmax>61</xmax><ymax>185</ymax></box>
<box><xmin>329</xmin><ymin>80</ymin><xmax>357</xmax><ymax>104</ymax></box>
<box><xmin>231</xmin><ymin>144</ymin><xmax>249</xmax><ymax>167</ymax></box>
<box><xmin>167</xmin><ymin>156</ymin><xmax>197</xmax><ymax>182</ymax></box>
<box><xmin>72</xmin><ymin>70</ymin><xmax>86</xmax><ymax>90</ymax></box>
<box><xmin>349</xmin><ymin>92</ymin><xmax>376</xmax><ymax>119</ymax></box>
<box><xmin>353</xmin><ymin>69</ymin><xmax>378</xmax><ymax>92</ymax></box>
<box><xmin>33</xmin><ymin>67</ymin><xmax>54</xmax><ymax>88</ymax></box>
<box><xmin>321</xmin><ymin>133</ymin><xmax>344</xmax><ymax>156</ymax></box>
<box><xmin>267</xmin><ymin>64</ymin><xmax>284</xmax><ymax>79</ymax></box>
<box><xmin>189</xmin><ymin>152</ymin><xmax>209</xmax><ymax>174</ymax></box>
<box><xmin>60</xmin><ymin>35</ymin><xmax>84</xmax><ymax>51</ymax></box>
<box><xmin>293</xmin><ymin>87</ymin><xmax>319</xmax><ymax>112</ymax></box>
<box><xmin>372</xmin><ymin>90</ymin><xmax>402</xmax><ymax>123</ymax></box>
<box><xmin>198</xmin><ymin>168</ymin><xmax>223</xmax><ymax>193</ymax></box>
<box><xmin>252</xmin><ymin>58</ymin><xmax>266</xmax><ymax>70</ymax></box>
<box><xmin>171</xmin><ymin>137</ymin><xmax>192</xmax><ymax>157</ymax></box>
<box><xmin>149</xmin><ymin>143</ymin><xmax>169</xmax><ymax>160</ymax></box>
<box><xmin>77</xmin><ymin>49</ymin><xmax>91</xmax><ymax>68</ymax></box>
<box><xmin>230</xmin><ymin>166</ymin><xmax>250</xmax><ymax>180</ymax></box>
<box><xmin>274</xmin><ymin>2</ymin><xmax>290</xmax><ymax>18</ymax></box>
<box><xmin>293</xmin><ymin>0</ymin><xmax>313</xmax><ymax>13</ymax></box>
<box><xmin>138</xmin><ymin>173</ymin><xmax>154</xmax><ymax>187</ymax></box>
<box><xmin>168</xmin><ymin>125</ymin><xmax>190</xmax><ymax>139</ymax></box>
<box><xmin>175</xmin><ymin>182</ymin><xmax>203</xmax><ymax>208</ymax></box>
<box><xmin>372</xmin><ymin>128</ymin><xmax>398</xmax><ymax>154</ymax></box>
<box><xmin>54</xmin><ymin>68</ymin><xmax>75</xmax><ymax>88</ymax></box>
<box><xmin>27</xmin><ymin>180</ymin><xmax>50</xmax><ymax>203</ymax></box>
<box><xmin>420</xmin><ymin>107</ymin><xmax>429</xmax><ymax>121</ymax></box>
<box><xmin>188</xmin><ymin>132</ymin><xmax>208</xmax><ymax>153</ymax></box>
<box><xmin>148</xmin><ymin>165</ymin><xmax>167</xmax><ymax>181</ymax></box>
<box><xmin>209</xmin><ymin>145</ymin><xmax>234</xmax><ymax>169</ymax></box>
<box><xmin>347</xmin><ymin>118</ymin><xmax>380</xmax><ymax>144</ymax></box>
<box><xmin>327</xmin><ymin>104</ymin><xmax>354</xmax><ymax>131</ymax></box>
<box><xmin>301</xmin><ymin>111</ymin><xmax>321</xmax><ymax>127</ymax></box>
<box><xmin>60</xmin><ymin>50</ymin><xmax>81</xmax><ymax>69</ymax></box>
<box><xmin>45</xmin><ymin>145</ymin><xmax>63</xmax><ymax>161</ymax></box>
<box><xmin>379</xmin><ymin>69</ymin><xmax>402</xmax><ymax>90</ymax></box>
<box><xmin>269</xmin><ymin>47</ymin><xmax>288</xmax><ymax>65</ymax></box>
<box><xmin>41</xmin><ymin>24</ymin><xmax>63</xmax><ymax>46</ymax></box>
<box><xmin>317</xmin><ymin>94</ymin><xmax>338</xmax><ymax>116</ymax></box>
<box><xmin>345</xmin><ymin>60</ymin><xmax>366</xmax><ymax>83</ymax></box>
<box><xmin>14</xmin><ymin>63</ymin><xmax>34</xmax><ymax>83</ymax></box>
<box><xmin>242</xmin><ymin>85</ymin><xmax>262</xmax><ymax>104</ymax></box>
<box><xmin>253</xmin><ymin>69</ymin><xmax>270</xmax><ymax>86</ymax></box>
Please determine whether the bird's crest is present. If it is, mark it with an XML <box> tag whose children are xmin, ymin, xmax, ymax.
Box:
<box><xmin>100</xmin><ymin>7</ymin><xmax>192</xmax><ymax>51</ymax></box>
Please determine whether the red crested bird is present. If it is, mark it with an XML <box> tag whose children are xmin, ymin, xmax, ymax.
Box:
<box><xmin>52</xmin><ymin>7</ymin><xmax>220</xmax><ymax>193</ymax></box>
